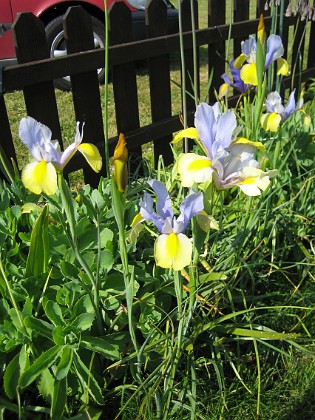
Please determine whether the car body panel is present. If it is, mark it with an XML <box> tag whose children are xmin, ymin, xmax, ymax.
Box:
<box><xmin>0</xmin><ymin>0</ymin><xmax>134</xmax><ymax>59</ymax></box>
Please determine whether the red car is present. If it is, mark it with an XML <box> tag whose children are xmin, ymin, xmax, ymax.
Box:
<box><xmin>0</xmin><ymin>0</ymin><xmax>178</xmax><ymax>89</ymax></box>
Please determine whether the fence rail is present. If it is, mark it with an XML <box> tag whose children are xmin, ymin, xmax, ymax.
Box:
<box><xmin>0</xmin><ymin>0</ymin><xmax>314</xmax><ymax>184</ymax></box>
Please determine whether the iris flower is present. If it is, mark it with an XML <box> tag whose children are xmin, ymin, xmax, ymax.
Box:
<box><xmin>173</xmin><ymin>102</ymin><xmax>274</xmax><ymax>196</ymax></box>
<box><xmin>140</xmin><ymin>180</ymin><xmax>203</xmax><ymax>270</ymax></box>
<box><xmin>260</xmin><ymin>90</ymin><xmax>303</xmax><ymax>132</ymax></box>
<box><xmin>235</xmin><ymin>34</ymin><xmax>289</xmax><ymax>86</ymax></box>
<box><xmin>219</xmin><ymin>59</ymin><xmax>252</xmax><ymax>98</ymax></box>
<box><xmin>19</xmin><ymin>117</ymin><xmax>102</xmax><ymax>195</ymax></box>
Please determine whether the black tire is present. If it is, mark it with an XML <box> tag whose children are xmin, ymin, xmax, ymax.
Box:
<box><xmin>45</xmin><ymin>15</ymin><xmax>105</xmax><ymax>91</ymax></box>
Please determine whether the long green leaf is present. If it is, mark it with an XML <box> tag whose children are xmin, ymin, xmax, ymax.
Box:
<box><xmin>51</xmin><ymin>376</ymin><xmax>68</xmax><ymax>419</ymax></box>
<box><xmin>24</xmin><ymin>316</ymin><xmax>54</xmax><ymax>340</ymax></box>
<box><xmin>25</xmin><ymin>204</ymin><xmax>49</xmax><ymax>276</ymax></box>
<box><xmin>3</xmin><ymin>353</ymin><xmax>20</xmax><ymax>399</ymax></box>
<box><xmin>73</xmin><ymin>351</ymin><xmax>104</xmax><ymax>404</ymax></box>
<box><xmin>19</xmin><ymin>345</ymin><xmax>62</xmax><ymax>388</ymax></box>
<box><xmin>80</xmin><ymin>336</ymin><xmax>120</xmax><ymax>360</ymax></box>
<box><xmin>56</xmin><ymin>346</ymin><xmax>73</xmax><ymax>380</ymax></box>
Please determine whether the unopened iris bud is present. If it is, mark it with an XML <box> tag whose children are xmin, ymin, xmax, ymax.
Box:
<box><xmin>113</xmin><ymin>133</ymin><xmax>128</xmax><ymax>193</ymax></box>
<box><xmin>258</xmin><ymin>14</ymin><xmax>265</xmax><ymax>44</ymax></box>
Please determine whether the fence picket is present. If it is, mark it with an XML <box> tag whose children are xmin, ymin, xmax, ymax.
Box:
<box><xmin>64</xmin><ymin>6</ymin><xmax>105</xmax><ymax>184</ymax></box>
<box><xmin>146</xmin><ymin>0</ymin><xmax>173</xmax><ymax>167</ymax></box>
<box><xmin>12</xmin><ymin>13</ymin><xmax>62</xmax><ymax>145</ymax></box>
<box><xmin>109</xmin><ymin>2</ymin><xmax>142</xmax><ymax>172</ymax></box>
<box><xmin>208</xmin><ymin>0</ymin><xmax>226</xmax><ymax>102</ymax></box>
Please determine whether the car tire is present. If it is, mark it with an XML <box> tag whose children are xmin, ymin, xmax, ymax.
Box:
<box><xmin>45</xmin><ymin>15</ymin><xmax>105</xmax><ymax>91</ymax></box>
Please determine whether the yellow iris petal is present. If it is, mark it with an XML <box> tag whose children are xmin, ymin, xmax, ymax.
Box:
<box><xmin>260</xmin><ymin>112</ymin><xmax>282</xmax><ymax>132</ymax></box>
<box><xmin>234</xmin><ymin>54</ymin><xmax>247</xmax><ymax>69</ymax></box>
<box><xmin>78</xmin><ymin>143</ymin><xmax>102</xmax><ymax>172</ymax></box>
<box><xmin>22</xmin><ymin>160</ymin><xmax>57</xmax><ymax>195</ymax></box>
<box><xmin>240</xmin><ymin>63</ymin><xmax>258</xmax><ymax>85</ymax></box>
<box><xmin>154</xmin><ymin>232</ymin><xmax>192</xmax><ymax>270</ymax></box>
<box><xmin>178</xmin><ymin>153</ymin><xmax>213</xmax><ymax>187</ymax></box>
<box><xmin>277</xmin><ymin>58</ymin><xmax>289</xmax><ymax>76</ymax></box>
<box><xmin>172</xmin><ymin>128</ymin><xmax>199</xmax><ymax>144</ymax></box>
<box><xmin>219</xmin><ymin>83</ymin><xmax>229</xmax><ymax>99</ymax></box>
<box><xmin>234</xmin><ymin>137</ymin><xmax>266</xmax><ymax>153</ymax></box>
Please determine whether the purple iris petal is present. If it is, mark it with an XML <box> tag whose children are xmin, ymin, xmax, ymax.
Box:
<box><xmin>265</xmin><ymin>34</ymin><xmax>284</xmax><ymax>68</ymax></box>
<box><xmin>174</xmin><ymin>189</ymin><xmax>204</xmax><ymax>234</ymax></box>
<box><xmin>19</xmin><ymin>117</ymin><xmax>61</xmax><ymax>163</ymax></box>
<box><xmin>230</xmin><ymin>60</ymin><xmax>251</xmax><ymax>93</ymax></box>
<box><xmin>147</xmin><ymin>179</ymin><xmax>173</xmax><ymax>220</ymax></box>
<box><xmin>139</xmin><ymin>192</ymin><xmax>165</xmax><ymax>233</ymax></box>
<box><xmin>195</xmin><ymin>103</ymin><xmax>218</xmax><ymax>157</ymax></box>
<box><xmin>216</xmin><ymin>110</ymin><xmax>237</xmax><ymax>149</ymax></box>
<box><xmin>222</xmin><ymin>72</ymin><xmax>233</xmax><ymax>85</ymax></box>
<box><xmin>283</xmin><ymin>89</ymin><xmax>296</xmax><ymax>120</ymax></box>
<box><xmin>241</xmin><ymin>36</ymin><xmax>256</xmax><ymax>57</ymax></box>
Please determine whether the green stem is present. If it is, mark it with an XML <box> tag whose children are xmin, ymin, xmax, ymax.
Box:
<box><xmin>178</xmin><ymin>0</ymin><xmax>188</xmax><ymax>152</ymax></box>
<box><xmin>103</xmin><ymin>0</ymin><xmax>110</xmax><ymax>177</ymax></box>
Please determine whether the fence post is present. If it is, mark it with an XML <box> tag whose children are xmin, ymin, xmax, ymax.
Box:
<box><xmin>146</xmin><ymin>0</ymin><xmax>173</xmax><ymax>167</ymax></box>
<box><xmin>181</xmin><ymin>0</ymin><xmax>199</xmax><ymax>125</ymax></box>
<box><xmin>0</xmin><ymin>95</ymin><xmax>17</xmax><ymax>180</ymax></box>
<box><xmin>64</xmin><ymin>6</ymin><xmax>106</xmax><ymax>185</ymax></box>
<box><xmin>208</xmin><ymin>0</ymin><xmax>226</xmax><ymax>103</ymax></box>
<box><xmin>109</xmin><ymin>2</ymin><xmax>142</xmax><ymax>174</ymax></box>
<box><xmin>12</xmin><ymin>13</ymin><xmax>62</xmax><ymax>144</ymax></box>
<box><xmin>233</xmin><ymin>0</ymin><xmax>249</xmax><ymax>58</ymax></box>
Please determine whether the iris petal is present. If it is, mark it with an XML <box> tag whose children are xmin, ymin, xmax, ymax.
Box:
<box><xmin>22</xmin><ymin>160</ymin><xmax>57</xmax><ymax>195</ymax></box>
<box><xmin>240</xmin><ymin>63</ymin><xmax>258</xmax><ymax>85</ymax></box>
<box><xmin>260</xmin><ymin>112</ymin><xmax>282</xmax><ymax>132</ymax></box>
<box><xmin>154</xmin><ymin>232</ymin><xmax>192</xmax><ymax>270</ymax></box>
<box><xmin>277</xmin><ymin>57</ymin><xmax>289</xmax><ymax>76</ymax></box>
<box><xmin>78</xmin><ymin>143</ymin><xmax>102</xmax><ymax>172</ymax></box>
<box><xmin>178</xmin><ymin>153</ymin><xmax>213</xmax><ymax>187</ymax></box>
<box><xmin>173</xmin><ymin>128</ymin><xmax>199</xmax><ymax>143</ymax></box>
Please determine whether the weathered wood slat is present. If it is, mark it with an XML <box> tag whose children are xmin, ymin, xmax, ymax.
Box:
<box><xmin>64</xmin><ymin>6</ymin><xmax>106</xmax><ymax>184</ymax></box>
<box><xmin>234</xmin><ymin>0</ymin><xmax>250</xmax><ymax>58</ymax></box>
<box><xmin>146</xmin><ymin>0</ymin><xmax>173</xmax><ymax>167</ymax></box>
<box><xmin>109</xmin><ymin>2</ymin><xmax>142</xmax><ymax>170</ymax></box>
<box><xmin>181</xmin><ymin>0</ymin><xmax>199</xmax><ymax>127</ymax></box>
<box><xmin>0</xmin><ymin>94</ymin><xmax>17</xmax><ymax>179</ymax></box>
<box><xmin>12</xmin><ymin>13</ymin><xmax>62</xmax><ymax>145</ymax></box>
<box><xmin>208</xmin><ymin>0</ymin><xmax>226</xmax><ymax>102</ymax></box>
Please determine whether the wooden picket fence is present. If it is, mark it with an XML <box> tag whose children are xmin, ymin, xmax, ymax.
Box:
<box><xmin>0</xmin><ymin>0</ymin><xmax>314</xmax><ymax>185</ymax></box>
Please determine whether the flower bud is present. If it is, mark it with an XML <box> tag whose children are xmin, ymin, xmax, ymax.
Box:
<box><xmin>113</xmin><ymin>133</ymin><xmax>128</xmax><ymax>192</ymax></box>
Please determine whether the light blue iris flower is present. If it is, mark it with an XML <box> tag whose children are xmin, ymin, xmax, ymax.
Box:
<box><xmin>174</xmin><ymin>102</ymin><xmax>275</xmax><ymax>196</ymax></box>
<box><xmin>139</xmin><ymin>180</ymin><xmax>203</xmax><ymax>270</ymax></box>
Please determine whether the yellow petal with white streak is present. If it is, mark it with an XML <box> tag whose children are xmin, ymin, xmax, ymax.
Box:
<box><xmin>155</xmin><ymin>232</ymin><xmax>192</xmax><ymax>270</ymax></box>
<box><xmin>238</xmin><ymin>167</ymin><xmax>270</xmax><ymax>196</ymax></box>
<box><xmin>178</xmin><ymin>153</ymin><xmax>213</xmax><ymax>187</ymax></box>
<box><xmin>78</xmin><ymin>143</ymin><xmax>102</xmax><ymax>172</ymax></box>
<box><xmin>260</xmin><ymin>112</ymin><xmax>282</xmax><ymax>132</ymax></box>
<box><xmin>22</xmin><ymin>160</ymin><xmax>57</xmax><ymax>195</ymax></box>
